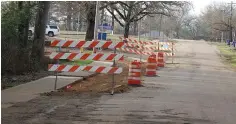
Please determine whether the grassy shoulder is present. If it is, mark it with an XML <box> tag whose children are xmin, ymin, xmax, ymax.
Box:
<box><xmin>168</xmin><ymin>39</ymin><xmax>178</xmax><ymax>43</ymax></box>
<box><xmin>217</xmin><ymin>43</ymin><xmax>236</xmax><ymax>67</ymax></box>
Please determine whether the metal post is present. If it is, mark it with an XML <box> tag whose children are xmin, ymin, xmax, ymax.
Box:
<box><xmin>54</xmin><ymin>41</ymin><xmax>62</xmax><ymax>90</ymax></box>
<box><xmin>54</xmin><ymin>65</ymin><xmax>58</xmax><ymax>90</ymax></box>
<box><xmin>159</xmin><ymin>15</ymin><xmax>163</xmax><ymax>42</ymax></box>
<box><xmin>111</xmin><ymin>48</ymin><xmax>116</xmax><ymax>95</ymax></box>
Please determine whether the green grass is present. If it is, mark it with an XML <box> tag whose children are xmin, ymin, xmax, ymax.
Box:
<box><xmin>60</xmin><ymin>59</ymin><xmax>93</xmax><ymax>65</ymax></box>
<box><xmin>217</xmin><ymin>43</ymin><xmax>236</xmax><ymax>67</ymax></box>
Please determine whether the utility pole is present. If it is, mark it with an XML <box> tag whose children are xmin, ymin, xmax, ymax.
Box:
<box><xmin>93</xmin><ymin>1</ymin><xmax>100</xmax><ymax>53</ymax></box>
<box><xmin>94</xmin><ymin>1</ymin><xmax>100</xmax><ymax>40</ymax></box>
<box><xmin>159</xmin><ymin>15</ymin><xmax>163</xmax><ymax>42</ymax></box>
<box><xmin>149</xmin><ymin>16</ymin><xmax>152</xmax><ymax>40</ymax></box>
<box><xmin>230</xmin><ymin>1</ymin><xmax>233</xmax><ymax>43</ymax></box>
<box><xmin>138</xmin><ymin>19</ymin><xmax>141</xmax><ymax>41</ymax></box>
<box><xmin>138</xmin><ymin>19</ymin><xmax>142</xmax><ymax>62</ymax></box>
<box><xmin>221</xmin><ymin>9</ymin><xmax>225</xmax><ymax>43</ymax></box>
<box><xmin>228</xmin><ymin>1</ymin><xmax>236</xmax><ymax>42</ymax></box>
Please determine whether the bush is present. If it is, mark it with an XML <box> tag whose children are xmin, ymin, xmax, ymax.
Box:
<box><xmin>1</xmin><ymin>2</ymin><xmax>36</xmax><ymax>75</ymax></box>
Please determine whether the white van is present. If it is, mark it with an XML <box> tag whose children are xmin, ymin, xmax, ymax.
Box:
<box><xmin>29</xmin><ymin>25</ymin><xmax>60</xmax><ymax>37</ymax></box>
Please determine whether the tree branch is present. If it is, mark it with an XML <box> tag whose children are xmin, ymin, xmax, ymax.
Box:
<box><xmin>117</xmin><ymin>1</ymin><xmax>129</xmax><ymax>8</ymax></box>
<box><xmin>99</xmin><ymin>1</ymin><xmax>119</xmax><ymax>10</ymax></box>
<box><xmin>213</xmin><ymin>27</ymin><xmax>229</xmax><ymax>31</ymax></box>
<box><xmin>119</xmin><ymin>3</ymin><xmax>127</xmax><ymax>17</ymax></box>
<box><xmin>106</xmin><ymin>7</ymin><xmax>124</xmax><ymax>27</ymax></box>
<box><xmin>131</xmin><ymin>14</ymin><xmax>147</xmax><ymax>22</ymax></box>
<box><xmin>111</xmin><ymin>5</ymin><xmax>126</xmax><ymax>20</ymax></box>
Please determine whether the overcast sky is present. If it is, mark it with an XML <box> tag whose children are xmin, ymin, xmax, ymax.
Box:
<box><xmin>191</xmin><ymin>0</ymin><xmax>235</xmax><ymax>15</ymax></box>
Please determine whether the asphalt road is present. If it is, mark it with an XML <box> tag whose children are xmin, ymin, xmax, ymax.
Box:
<box><xmin>2</xmin><ymin>39</ymin><xmax>236</xmax><ymax>124</ymax></box>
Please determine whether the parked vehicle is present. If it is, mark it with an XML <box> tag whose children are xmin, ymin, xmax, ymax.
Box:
<box><xmin>28</xmin><ymin>25</ymin><xmax>60</xmax><ymax>37</ymax></box>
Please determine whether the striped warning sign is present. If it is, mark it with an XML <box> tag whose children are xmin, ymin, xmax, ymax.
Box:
<box><xmin>48</xmin><ymin>64</ymin><xmax>122</xmax><ymax>74</ymax></box>
<box><xmin>49</xmin><ymin>52</ymin><xmax>124</xmax><ymax>61</ymax></box>
<box><xmin>118</xmin><ymin>48</ymin><xmax>157</xmax><ymax>55</ymax></box>
<box><xmin>51</xmin><ymin>39</ymin><xmax>125</xmax><ymax>49</ymax></box>
<box><xmin>165</xmin><ymin>53</ymin><xmax>175</xmax><ymax>56</ymax></box>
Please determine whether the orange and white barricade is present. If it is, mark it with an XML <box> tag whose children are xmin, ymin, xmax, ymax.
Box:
<box><xmin>165</xmin><ymin>52</ymin><xmax>174</xmax><ymax>57</ymax></box>
<box><xmin>48</xmin><ymin>39</ymin><xmax>125</xmax><ymax>74</ymax></box>
<box><xmin>51</xmin><ymin>39</ymin><xmax>125</xmax><ymax>49</ymax></box>
<box><xmin>49</xmin><ymin>52</ymin><xmax>124</xmax><ymax>61</ymax></box>
<box><xmin>145</xmin><ymin>55</ymin><xmax>157</xmax><ymax>76</ymax></box>
<box><xmin>128</xmin><ymin>60</ymin><xmax>141</xmax><ymax>85</ymax></box>
<box><xmin>157</xmin><ymin>52</ymin><xmax>165</xmax><ymax>67</ymax></box>
<box><xmin>118</xmin><ymin>48</ymin><xmax>157</xmax><ymax>56</ymax></box>
<box><xmin>48</xmin><ymin>64</ymin><xmax>122</xmax><ymax>74</ymax></box>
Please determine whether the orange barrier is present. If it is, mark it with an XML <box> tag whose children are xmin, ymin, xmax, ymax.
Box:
<box><xmin>128</xmin><ymin>60</ymin><xmax>141</xmax><ymax>85</ymax></box>
<box><xmin>157</xmin><ymin>52</ymin><xmax>165</xmax><ymax>67</ymax></box>
<box><xmin>145</xmin><ymin>55</ymin><xmax>157</xmax><ymax>76</ymax></box>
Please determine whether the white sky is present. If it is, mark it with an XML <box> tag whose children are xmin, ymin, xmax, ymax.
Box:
<box><xmin>190</xmin><ymin>0</ymin><xmax>236</xmax><ymax>15</ymax></box>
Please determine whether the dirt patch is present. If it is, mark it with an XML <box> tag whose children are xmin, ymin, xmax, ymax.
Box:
<box><xmin>65</xmin><ymin>61</ymin><xmax>131</xmax><ymax>94</ymax></box>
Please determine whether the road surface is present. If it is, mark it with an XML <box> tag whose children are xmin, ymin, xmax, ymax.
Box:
<box><xmin>2</xmin><ymin>39</ymin><xmax>236</xmax><ymax>124</ymax></box>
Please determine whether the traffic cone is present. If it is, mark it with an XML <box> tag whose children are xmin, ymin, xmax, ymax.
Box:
<box><xmin>157</xmin><ymin>52</ymin><xmax>165</xmax><ymax>67</ymax></box>
<box><xmin>128</xmin><ymin>60</ymin><xmax>141</xmax><ymax>85</ymax></box>
<box><xmin>145</xmin><ymin>55</ymin><xmax>157</xmax><ymax>76</ymax></box>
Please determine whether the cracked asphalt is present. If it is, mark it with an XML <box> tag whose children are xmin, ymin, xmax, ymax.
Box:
<box><xmin>2</xmin><ymin>39</ymin><xmax>236</xmax><ymax>124</ymax></box>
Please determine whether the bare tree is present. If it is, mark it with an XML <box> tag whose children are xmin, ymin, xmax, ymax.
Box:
<box><xmin>51</xmin><ymin>1</ymin><xmax>86</xmax><ymax>31</ymax></box>
<box><xmin>104</xmin><ymin>1</ymin><xmax>187</xmax><ymax>38</ymax></box>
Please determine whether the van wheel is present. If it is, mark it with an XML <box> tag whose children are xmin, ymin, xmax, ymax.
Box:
<box><xmin>48</xmin><ymin>32</ymin><xmax>54</xmax><ymax>37</ymax></box>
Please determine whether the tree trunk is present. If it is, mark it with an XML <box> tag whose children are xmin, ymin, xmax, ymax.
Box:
<box><xmin>229</xmin><ymin>25</ymin><xmax>233</xmax><ymax>42</ymax></box>
<box><xmin>78</xmin><ymin>20</ymin><xmax>83</xmax><ymax>31</ymax></box>
<box><xmin>85</xmin><ymin>16</ymin><xmax>95</xmax><ymax>41</ymax></box>
<box><xmin>124</xmin><ymin>22</ymin><xmax>130</xmax><ymax>38</ymax></box>
<box><xmin>16</xmin><ymin>1</ymin><xmax>32</xmax><ymax>73</ymax></box>
<box><xmin>78</xmin><ymin>11</ymin><xmax>83</xmax><ymax>31</ymax></box>
<box><xmin>23</xmin><ymin>2</ymin><xmax>31</xmax><ymax>46</ymax></box>
<box><xmin>85</xmin><ymin>2</ymin><xmax>96</xmax><ymax>41</ymax></box>
<box><xmin>73</xmin><ymin>17</ymin><xmax>76</xmax><ymax>31</ymax></box>
<box><xmin>133</xmin><ymin>21</ymin><xmax>137</xmax><ymax>35</ymax></box>
<box><xmin>18</xmin><ymin>1</ymin><xmax>24</xmax><ymax>46</ymax></box>
<box><xmin>66</xmin><ymin>2</ymin><xmax>72</xmax><ymax>31</ymax></box>
<box><xmin>111</xmin><ymin>8</ymin><xmax>114</xmax><ymax>33</ymax></box>
<box><xmin>67</xmin><ymin>14</ymin><xmax>72</xmax><ymax>31</ymax></box>
<box><xmin>31</xmin><ymin>1</ymin><xmax>50</xmax><ymax>70</ymax></box>
<box><xmin>176</xmin><ymin>31</ymin><xmax>179</xmax><ymax>39</ymax></box>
